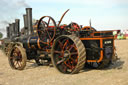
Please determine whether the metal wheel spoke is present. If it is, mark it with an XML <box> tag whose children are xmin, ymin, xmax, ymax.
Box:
<box><xmin>63</xmin><ymin>40</ymin><xmax>69</xmax><ymax>50</ymax></box>
<box><xmin>56</xmin><ymin>58</ymin><xmax>65</xmax><ymax>65</ymax></box>
<box><xmin>47</xmin><ymin>18</ymin><xmax>51</xmax><ymax>27</ymax></box>
<box><xmin>54</xmin><ymin>50</ymin><xmax>63</xmax><ymax>54</ymax></box>
<box><xmin>65</xmin><ymin>61</ymin><xmax>72</xmax><ymax>69</ymax></box>
<box><xmin>58</xmin><ymin>41</ymin><xmax>63</xmax><ymax>49</ymax></box>
<box><xmin>69</xmin><ymin>44</ymin><xmax>75</xmax><ymax>51</ymax></box>
<box><xmin>68</xmin><ymin>60</ymin><xmax>75</xmax><ymax>71</ymax></box>
<box><xmin>70</xmin><ymin>61</ymin><xmax>75</xmax><ymax>71</ymax></box>
<box><xmin>41</xmin><ymin>21</ymin><xmax>46</xmax><ymax>28</ymax></box>
<box><xmin>37</xmin><ymin>30</ymin><xmax>45</xmax><ymax>38</ymax></box>
<box><xmin>70</xmin><ymin>59</ymin><xmax>76</xmax><ymax>66</ymax></box>
<box><xmin>37</xmin><ymin>29</ymin><xmax>45</xmax><ymax>33</ymax></box>
<box><xmin>70</xmin><ymin>52</ymin><xmax>78</xmax><ymax>55</ymax></box>
<box><xmin>46</xmin><ymin>29</ymin><xmax>52</xmax><ymax>40</ymax></box>
<box><xmin>65</xmin><ymin>63</ymin><xmax>72</xmax><ymax>69</ymax></box>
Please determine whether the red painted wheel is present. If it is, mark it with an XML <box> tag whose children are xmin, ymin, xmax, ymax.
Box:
<box><xmin>68</xmin><ymin>22</ymin><xmax>80</xmax><ymax>31</ymax></box>
<box><xmin>8</xmin><ymin>46</ymin><xmax>27</xmax><ymax>70</ymax></box>
<box><xmin>51</xmin><ymin>35</ymin><xmax>86</xmax><ymax>74</ymax></box>
<box><xmin>37</xmin><ymin>16</ymin><xmax>57</xmax><ymax>45</ymax></box>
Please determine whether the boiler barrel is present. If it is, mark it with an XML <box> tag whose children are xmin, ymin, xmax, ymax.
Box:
<box><xmin>22</xmin><ymin>36</ymin><xmax>46</xmax><ymax>49</ymax></box>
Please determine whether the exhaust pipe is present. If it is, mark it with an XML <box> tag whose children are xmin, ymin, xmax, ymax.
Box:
<box><xmin>15</xmin><ymin>19</ymin><xmax>20</xmax><ymax>36</ymax></box>
<box><xmin>26</xmin><ymin>8</ymin><xmax>33</xmax><ymax>35</ymax></box>
<box><xmin>23</xmin><ymin>14</ymin><xmax>28</xmax><ymax>35</ymax></box>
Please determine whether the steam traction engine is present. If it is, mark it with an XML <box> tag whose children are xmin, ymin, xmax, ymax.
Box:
<box><xmin>4</xmin><ymin>8</ymin><xmax>116</xmax><ymax>74</ymax></box>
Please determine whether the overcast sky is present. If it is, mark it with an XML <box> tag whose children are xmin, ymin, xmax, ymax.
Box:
<box><xmin>0</xmin><ymin>0</ymin><xmax>128</xmax><ymax>37</ymax></box>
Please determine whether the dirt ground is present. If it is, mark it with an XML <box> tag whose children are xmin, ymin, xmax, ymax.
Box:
<box><xmin>0</xmin><ymin>40</ymin><xmax>128</xmax><ymax>85</ymax></box>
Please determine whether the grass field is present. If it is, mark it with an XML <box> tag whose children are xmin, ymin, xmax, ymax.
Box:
<box><xmin>0</xmin><ymin>40</ymin><xmax>128</xmax><ymax>85</ymax></box>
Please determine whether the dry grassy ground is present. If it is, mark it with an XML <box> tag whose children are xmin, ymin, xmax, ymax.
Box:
<box><xmin>0</xmin><ymin>40</ymin><xmax>128</xmax><ymax>85</ymax></box>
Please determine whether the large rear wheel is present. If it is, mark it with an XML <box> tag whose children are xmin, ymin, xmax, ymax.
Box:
<box><xmin>51</xmin><ymin>35</ymin><xmax>86</xmax><ymax>74</ymax></box>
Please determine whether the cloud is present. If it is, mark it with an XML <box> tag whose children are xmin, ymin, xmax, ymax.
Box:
<box><xmin>28</xmin><ymin>0</ymin><xmax>128</xmax><ymax>6</ymax></box>
<box><xmin>0</xmin><ymin>21</ymin><xmax>10</xmax><ymax>25</ymax></box>
<box><xmin>0</xmin><ymin>28</ymin><xmax>6</xmax><ymax>32</ymax></box>
<box><xmin>0</xmin><ymin>0</ymin><xmax>30</xmax><ymax>37</ymax></box>
<box><xmin>15</xmin><ymin>0</ymin><xmax>30</xmax><ymax>8</ymax></box>
<box><xmin>0</xmin><ymin>0</ymin><xmax>30</xmax><ymax>21</ymax></box>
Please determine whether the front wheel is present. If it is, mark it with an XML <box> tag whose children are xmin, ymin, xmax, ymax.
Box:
<box><xmin>8</xmin><ymin>45</ymin><xmax>27</xmax><ymax>70</ymax></box>
<box><xmin>51</xmin><ymin>35</ymin><xmax>86</xmax><ymax>74</ymax></box>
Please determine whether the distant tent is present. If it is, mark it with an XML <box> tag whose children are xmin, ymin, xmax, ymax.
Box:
<box><xmin>112</xmin><ymin>30</ymin><xmax>120</xmax><ymax>39</ymax></box>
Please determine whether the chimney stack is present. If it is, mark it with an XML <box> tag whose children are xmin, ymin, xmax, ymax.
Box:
<box><xmin>12</xmin><ymin>23</ymin><xmax>15</xmax><ymax>37</ymax></box>
<box><xmin>6</xmin><ymin>26</ymin><xmax>10</xmax><ymax>38</ymax></box>
<box><xmin>23</xmin><ymin>14</ymin><xmax>28</xmax><ymax>35</ymax></box>
<box><xmin>9</xmin><ymin>24</ymin><xmax>12</xmax><ymax>37</ymax></box>
<box><xmin>26</xmin><ymin>8</ymin><xmax>33</xmax><ymax>35</ymax></box>
<box><xmin>15</xmin><ymin>19</ymin><xmax>20</xmax><ymax>36</ymax></box>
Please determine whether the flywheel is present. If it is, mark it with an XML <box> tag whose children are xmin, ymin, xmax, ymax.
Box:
<box><xmin>37</xmin><ymin>16</ymin><xmax>57</xmax><ymax>45</ymax></box>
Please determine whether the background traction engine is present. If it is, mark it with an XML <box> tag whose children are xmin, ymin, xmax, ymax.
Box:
<box><xmin>6</xmin><ymin>8</ymin><xmax>115</xmax><ymax>74</ymax></box>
